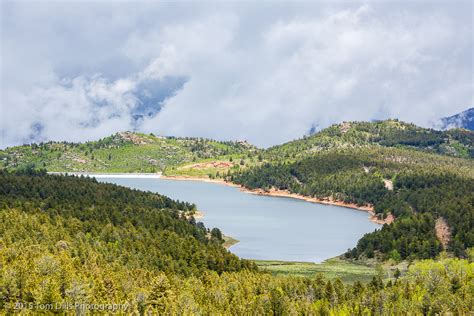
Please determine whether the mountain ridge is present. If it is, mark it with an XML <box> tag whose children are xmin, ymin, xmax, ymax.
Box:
<box><xmin>439</xmin><ymin>107</ymin><xmax>474</xmax><ymax>130</ymax></box>
<box><xmin>1</xmin><ymin>119</ymin><xmax>472</xmax><ymax>174</ymax></box>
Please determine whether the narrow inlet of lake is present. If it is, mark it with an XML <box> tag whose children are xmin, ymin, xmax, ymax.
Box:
<box><xmin>97</xmin><ymin>177</ymin><xmax>379</xmax><ymax>263</ymax></box>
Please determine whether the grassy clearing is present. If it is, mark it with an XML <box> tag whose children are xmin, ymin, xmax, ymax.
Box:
<box><xmin>163</xmin><ymin>155</ymin><xmax>266</xmax><ymax>179</ymax></box>
<box><xmin>255</xmin><ymin>257</ymin><xmax>378</xmax><ymax>283</ymax></box>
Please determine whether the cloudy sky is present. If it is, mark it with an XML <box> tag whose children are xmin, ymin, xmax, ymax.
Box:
<box><xmin>1</xmin><ymin>1</ymin><xmax>472</xmax><ymax>148</ymax></box>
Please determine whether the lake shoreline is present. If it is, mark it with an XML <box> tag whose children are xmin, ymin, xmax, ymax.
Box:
<box><xmin>48</xmin><ymin>172</ymin><xmax>163</xmax><ymax>179</ymax></box>
<box><xmin>160</xmin><ymin>175</ymin><xmax>391</xmax><ymax>225</ymax></box>
<box><xmin>48</xmin><ymin>172</ymin><xmax>391</xmax><ymax>225</ymax></box>
<box><xmin>50</xmin><ymin>171</ymin><xmax>382</xmax><ymax>260</ymax></box>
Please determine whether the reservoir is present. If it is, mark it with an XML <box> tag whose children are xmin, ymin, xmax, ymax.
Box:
<box><xmin>96</xmin><ymin>176</ymin><xmax>379</xmax><ymax>263</ymax></box>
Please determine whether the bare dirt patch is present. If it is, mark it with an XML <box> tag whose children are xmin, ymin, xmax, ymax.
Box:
<box><xmin>435</xmin><ymin>217</ymin><xmax>451</xmax><ymax>249</ymax></box>
<box><xmin>179</xmin><ymin>161</ymin><xmax>234</xmax><ymax>170</ymax></box>
<box><xmin>72</xmin><ymin>157</ymin><xmax>87</xmax><ymax>164</ymax></box>
<box><xmin>383</xmin><ymin>179</ymin><xmax>393</xmax><ymax>190</ymax></box>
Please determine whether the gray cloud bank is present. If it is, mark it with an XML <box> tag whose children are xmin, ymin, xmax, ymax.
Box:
<box><xmin>1</xmin><ymin>1</ymin><xmax>472</xmax><ymax>148</ymax></box>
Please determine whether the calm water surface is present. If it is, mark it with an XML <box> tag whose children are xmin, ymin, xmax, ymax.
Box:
<box><xmin>97</xmin><ymin>177</ymin><xmax>379</xmax><ymax>263</ymax></box>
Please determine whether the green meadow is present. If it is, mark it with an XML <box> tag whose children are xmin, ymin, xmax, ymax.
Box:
<box><xmin>255</xmin><ymin>257</ymin><xmax>380</xmax><ymax>283</ymax></box>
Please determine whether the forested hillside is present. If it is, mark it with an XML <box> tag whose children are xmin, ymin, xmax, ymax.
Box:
<box><xmin>0</xmin><ymin>169</ymin><xmax>253</xmax><ymax>275</ymax></box>
<box><xmin>0</xmin><ymin>170</ymin><xmax>472</xmax><ymax>314</ymax></box>
<box><xmin>265</xmin><ymin>119</ymin><xmax>473</xmax><ymax>160</ymax></box>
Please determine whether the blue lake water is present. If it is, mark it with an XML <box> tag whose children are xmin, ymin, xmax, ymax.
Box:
<box><xmin>97</xmin><ymin>177</ymin><xmax>379</xmax><ymax>263</ymax></box>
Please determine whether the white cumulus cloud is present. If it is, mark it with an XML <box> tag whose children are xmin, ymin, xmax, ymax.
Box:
<box><xmin>1</xmin><ymin>1</ymin><xmax>472</xmax><ymax>148</ymax></box>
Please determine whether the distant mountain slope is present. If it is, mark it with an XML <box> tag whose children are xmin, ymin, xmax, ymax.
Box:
<box><xmin>440</xmin><ymin>108</ymin><xmax>474</xmax><ymax>130</ymax></box>
<box><xmin>266</xmin><ymin>119</ymin><xmax>473</xmax><ymax>160</ymax></box>
<box><xmin>0</xmin><ymin>132</ymin><xmax>257</xmax><ymax>173</ymax></box>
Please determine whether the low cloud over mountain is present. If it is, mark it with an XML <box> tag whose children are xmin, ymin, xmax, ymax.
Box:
<box><xmin>1</xmin><ymin>1</ymin><xmax>472</xmax><ymax>148</ymax></box>
<box><xmin>439</xmin><ymin>108</ymin><xmax>474</xmax><ymax>131</ymax></box>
